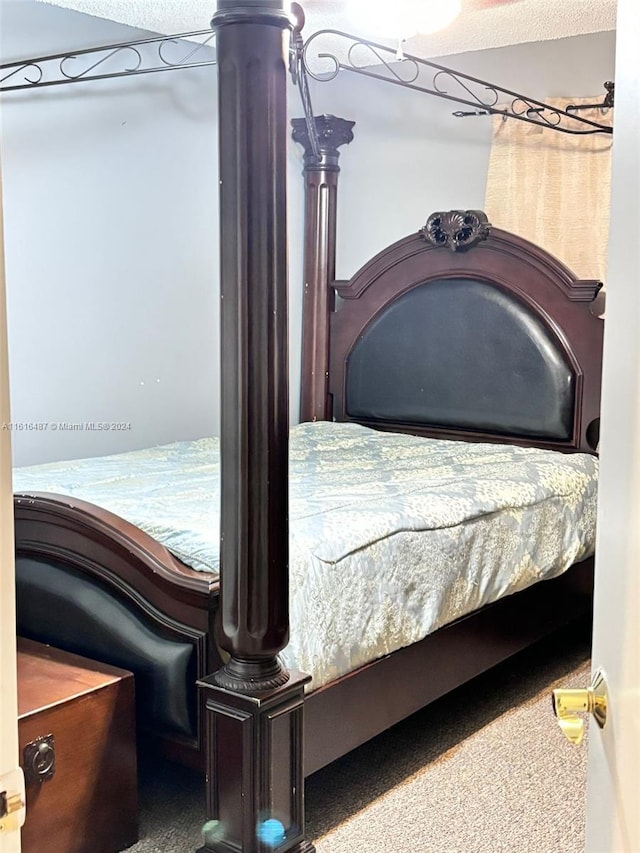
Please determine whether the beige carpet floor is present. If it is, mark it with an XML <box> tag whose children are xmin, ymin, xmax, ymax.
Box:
<box><xmin>131</xmin><ymin>622</ymin><xmax>591</xmax><ymax>853</ymax></box>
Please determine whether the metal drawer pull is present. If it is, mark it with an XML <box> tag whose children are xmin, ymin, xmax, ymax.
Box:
<box><xmin>23</xmin><ymin>734</ymin><xmax>56</xmax><ymax>783</ymax></box>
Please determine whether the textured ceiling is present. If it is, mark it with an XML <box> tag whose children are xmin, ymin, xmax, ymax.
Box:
<box><xmin>36</xmin><ymin>0</ymin><xmax>617</xmax><ymax>57</ymax></box>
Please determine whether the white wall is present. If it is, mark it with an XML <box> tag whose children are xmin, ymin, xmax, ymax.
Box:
<box><xmin>0</xmin><ymin>1</ymin><xmax>615</xmax><ymax>465</ymax></box>
<box><xmin>1</xmin><ymin>1</ymin><xmax>222</xmax><ymax>465</ymax></box>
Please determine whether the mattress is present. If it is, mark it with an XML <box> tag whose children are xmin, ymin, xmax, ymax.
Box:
<box><xmin>13</xmin><ymin>421</ymin><xmax>598</xmax><ymax>689</ymax></box>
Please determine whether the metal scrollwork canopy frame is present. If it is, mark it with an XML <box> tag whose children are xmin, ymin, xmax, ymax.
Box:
<box><xmin>300</xmin><ymin>28</ymin><xmax>613</xmax><ymax>137</ymax></box>
<box><xmin>0</xmin><ymin>29</ymin><xmax>218</xmax><ymax>93</ymax></box>
<box><xmin>0</xmin><ymin>7</ymin><xmax>613</xmax><ymax>139</ymax></box>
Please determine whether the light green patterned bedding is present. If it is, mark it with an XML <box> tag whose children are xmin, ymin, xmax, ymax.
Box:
<box><xmin>13</xmin><ymin>421</ymin><xmax>598</xmax><ymax>689</ymax></box>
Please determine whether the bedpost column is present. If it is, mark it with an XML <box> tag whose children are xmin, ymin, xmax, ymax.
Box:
<box><xmin>197</xmin><ymin>2</ymin><xmax>314</xmax><ymax>852</ymax></box>
<box><xmin>292</xmin><ymin>115</ymin><xmax>355</xmax><ymax>422</ymax></box>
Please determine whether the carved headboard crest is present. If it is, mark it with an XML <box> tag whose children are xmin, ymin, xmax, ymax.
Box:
<box><xmin>420</xmin><ymin>209</ymin><xmax>491</xmax><ymax>252</ymax></box>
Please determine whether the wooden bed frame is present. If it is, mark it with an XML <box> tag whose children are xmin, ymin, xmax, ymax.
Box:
<box><xmin>13</xmin><ymin>5</ymin><xmax>603</xmax><ymax>852</ymax></box>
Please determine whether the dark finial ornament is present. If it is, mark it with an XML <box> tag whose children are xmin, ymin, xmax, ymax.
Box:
<box><xmin>603</xmin><ymin>80</ymin><xmax>615</xmax><ymax>108</ymax></box>
<box><xmin>420</xmin><ymin>210</ymin><xmax>491</xmax><ymax>252</ymax></box>
<box><xmin>291</xmin><ymin>114</ymin><xmax>355</xmax><ymax>158</ymax></box>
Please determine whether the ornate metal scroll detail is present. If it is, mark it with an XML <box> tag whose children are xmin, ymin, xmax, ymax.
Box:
<box><xmin>59</xmin><ymin>46</ymin><xmax>142</xmax><ymax>81</ymax></box>
<box><xmin>301</xmin><ymin>29</ymin><xmax>613</xmax><ymax>136</ymax></box>
<box><xmin>0</xmin><ymin>63</ymin><xmax>43</xmax><ymax>88</ymax></box>
<box><xmin>303</xmin><ymin>28</ymin><xmax>421</xmax><ymax>86</ymax></box>
<box><xmin>420</xmin><ymin>210</ymin><xmax>491</xmax><ymax>252</ymax></box>
<box><xmin>0</xmin><ymin>29</ymin><xmax>216</xmax><ymax>94</ymax></box>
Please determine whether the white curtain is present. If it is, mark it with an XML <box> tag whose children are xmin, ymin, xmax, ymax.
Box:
<box><xmin>484</xmin><ymin>97</ymin><xmax>613</xmax><ymax>283</ymax></box>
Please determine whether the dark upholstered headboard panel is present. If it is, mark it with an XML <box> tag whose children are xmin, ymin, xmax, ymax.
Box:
<box><xmin>328</xmin><ymin>217</ymin><xmax>604</xmax><ymax>453</ymax></box>
<box><xmin>346</xmin><ymin>277</ymin><xmax>574</xmax><ymax>440</ymax></box>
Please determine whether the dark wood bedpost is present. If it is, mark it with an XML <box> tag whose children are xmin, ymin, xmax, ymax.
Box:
<box><xmin>198</xmin><ymin>2</ymin><xmax>313</xmax><ymax>851</ymax></box>
<box><xmin>291</xmin><ymin>115</ymin><xmax>354</xmax><ymax>422</ymax></box>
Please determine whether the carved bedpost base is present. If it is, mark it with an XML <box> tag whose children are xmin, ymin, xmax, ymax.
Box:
<box><xmin>197</xmin><ymin>836</ymin><xmax>315</xmax><ymax>853</ymax></box>
<box><xmin>196</xmin><ymin>670</ymin><xmax>314</xmax><ymax>853</ymax></box>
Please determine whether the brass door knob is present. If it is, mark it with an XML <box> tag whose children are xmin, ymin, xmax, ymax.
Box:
<box><xmin>552</xmin><ymin>668</ymin><xmax>608</xmax><ymax>745</ymax></box>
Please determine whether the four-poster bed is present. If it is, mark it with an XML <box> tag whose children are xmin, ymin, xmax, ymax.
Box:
<box><xmin>14</xmin><ymin>161</ymin><xmax>603</xmax><ymax>853</ymax></box>
<box><xmin>8</xmin><ymin>4</ymin><xmax>604</xmax><ymax>852</ymax></box>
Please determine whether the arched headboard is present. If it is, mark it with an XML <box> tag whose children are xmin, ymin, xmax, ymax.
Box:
<box><xmin>327</xmin><ymin>211</ymin><xmax>603</xmax><ymax>453</ymax></box>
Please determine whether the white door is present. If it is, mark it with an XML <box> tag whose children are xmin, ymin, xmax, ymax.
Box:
<box><xmin>584</xmin><ymin>0</ymin><xmax>640</xmax><ymax>848</ymax></box>
<box><xmin>0</xmin><ymin>154</ymin><xmax>23</xmax><ymax>851</ymax></box>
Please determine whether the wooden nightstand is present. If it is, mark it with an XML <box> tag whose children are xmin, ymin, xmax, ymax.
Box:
<box><xmin>17</xmin><ymin>638</ymin><xmax>138</xmax><ymax>853</ymax></box>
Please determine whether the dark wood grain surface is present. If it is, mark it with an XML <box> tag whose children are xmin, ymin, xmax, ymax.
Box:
<box><xmin>18</xmin><ymin>640</ymin><xmax>138</xmax><ymax>853</ymax></box>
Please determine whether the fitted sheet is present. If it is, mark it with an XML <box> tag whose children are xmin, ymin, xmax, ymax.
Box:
<box><xmin>13</xmin><ymin>421</ymin><xmax>598</xmax><ymax>689</ymax></box>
